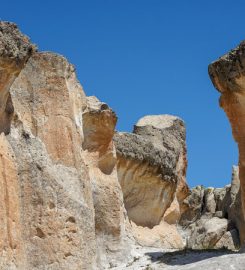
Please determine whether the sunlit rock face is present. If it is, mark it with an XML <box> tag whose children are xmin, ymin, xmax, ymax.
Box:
<box><xmin>0</xmin><ymin>21</ymin><xmax>131</xmax><ymax>270</ymax></box>
<box><xmin>9</xmin><ymin>51</ymin><xmax>97</xmax><ymax>270</ymax></box>
<box><xmin>114</xmin><ymin>115</ymin><xmax>189</xmax><ymax>249</ymax></box>
<box><xmin>82</xmin><ymin>96</ymin><xmax>132</xmax><ymax>267</ymax></box>
<box><xmin>0</xmin><ymin>21</ymin><xmax>36</xmax><ymax>270</ymax></box>
<box><xmin>209</xmin><ymin>42</ymin><xmax>245</xmax><ymax>246</ymax></box>
<box><xmin>1</xmin><ymin>19</ymin><xmax>244</xmax><ymax>270</ymax></box>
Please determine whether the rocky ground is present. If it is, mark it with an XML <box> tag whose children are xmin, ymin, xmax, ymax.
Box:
<box><xmin>112</xmin><ymin>246</ymin><xmax>245</xmax><ymax>270</ymax></box>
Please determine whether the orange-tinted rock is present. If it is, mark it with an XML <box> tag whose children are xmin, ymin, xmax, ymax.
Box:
<box><xmin>9</xmin><ymin>51</ymin><xmax>97</xmax><ymax>269</ymax></box>
<box><xmin>209</xmin><ymin>42</ymin><xmax>245</xmax><ymax>246</ymax></box>
<box><xmin>0</xmin><ymin>134</ymin><xmax>26</xmax><ymax>269</ymax></box>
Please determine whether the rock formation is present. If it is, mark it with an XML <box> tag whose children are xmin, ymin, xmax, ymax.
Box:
<box><xmin>82</xmin><ymin>96</ymin><xmax>132</xmax><ymax>267</ymax></box>
<box><xmin>114</xmin><ymin>115</ymin><xmax>240</xmax><ymax>251</ymax></box>
<box><xmin>0</xmin><ymin>21</ymin><xmax>244</xmax><ymax>270</ymax></box>
<box><xmin>0</xmin><ymin>21</ymin><xmax>131</xmax><ymax>270</ymax></box>
<box><xmin>114</xmin><ymin>115</ymin><xmax>189</xmax><ymax>249</ymax></box>
<box><xmin>209</xmin><ymin>42</ymin><xmax>245</xmax><ymax>246</ymax></box>
<box><xmin>114</xmin><ymin>115</ymin><xmax>188</xmax><ymax>226</ymax></box>
<box><xmin>180</xmin><ymin>166</ymin><xmax>240</xmax><ymax>250</ymax></box>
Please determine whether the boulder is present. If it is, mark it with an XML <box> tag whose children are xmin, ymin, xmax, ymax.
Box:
<box><xmin>215</xmin><ymin>229</ymin><xmax>240</xmax><ymax>250</ymax></box>
<box><xmin>114</xmin><ymin>115</ymin><xmax>189</xmax><ymax>248</ymax></box>
<box><xmin>187</xmin><ymin>217</ymin><xmax>228</xmax><ymax>249</ymax></box>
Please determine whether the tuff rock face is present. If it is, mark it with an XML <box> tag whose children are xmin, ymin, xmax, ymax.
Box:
<box><xmin>0</xmin><ymin>21</ymin><xmax>244</xmax><ymax>270</ymax></box>
<box><xmin>82</xmin><ymin>96</ymin><xmax>132</xmax><ymax>267</ymax></box>
<box><xmin>114</xmin><ymin>115</ymin><xmax>189</xmax><ymax>249</ymax></box>
<box><xmin>209</xmin><ymin>42</ymin><xmax>245</xmax><ymax>246</ymax></box>
<box><xmin>0</xmin><ymin>21</ymin><xmax>131</xmax><ymax>270</ymax></box>
<box><xmin>9</xmin><ymin>52</ymin><xmax>97</xmax><ymax>270</ymax></box>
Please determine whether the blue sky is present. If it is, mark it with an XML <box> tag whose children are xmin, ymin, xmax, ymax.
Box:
<box><xmin>2</xmin><ymin>0</ymin><xmax>244</xmax><ymax>187</ymax></box>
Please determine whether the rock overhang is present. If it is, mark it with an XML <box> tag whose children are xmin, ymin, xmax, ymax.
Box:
<box><xmin>208</xmin><ymin>41</ymin><xmax>245</xmax><ymax>94</ymax></box>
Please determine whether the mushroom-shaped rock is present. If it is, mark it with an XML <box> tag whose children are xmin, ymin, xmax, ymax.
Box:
<box><xmin>114</xmin><ymin>115</ymin><xmax>189</xmax><ymax>229</ymax></box>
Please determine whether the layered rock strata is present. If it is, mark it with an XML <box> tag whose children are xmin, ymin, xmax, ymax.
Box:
<box><xmin>209</xmin><ymin>42</ymin><xmax>245</xmax><ymax>246</ymax></box>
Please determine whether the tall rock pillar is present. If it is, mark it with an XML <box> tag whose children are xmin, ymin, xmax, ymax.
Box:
<box><xmin>209</xmin><ymin>42</ymin><xmax>245</xmax><ymax>246</ymax></box>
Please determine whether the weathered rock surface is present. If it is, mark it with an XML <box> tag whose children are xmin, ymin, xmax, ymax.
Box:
<box><xmin>180</xmin><ymin>166</ymin><xmax>241</xmax><ymax>250</ymax></box>
<box><xmin>0</xmin><ymin>22</ymin><xmax>36</xmax><ymax>135</ymax></box>
<box><xmin>9</xmin><ymin>50</ymin><xmax>98</xmax><ymax>270</ymax></box>
<box><xmin>114</xmin><ymin>115</ymin><xmax>240</xmax><ymax>251</ymax></box>
<box><xmin>114</xmin><ymin>115</ymin><xmax>189</xmax><ymax>249</ymax></box>
<box><xmin>187</xmin><ymin>217</ymin><xmax>229</xmax><ymax>249</ymax></box>
<box><xmin>209</xmin><ymin>42</ymin><xmax>245</xmax><ymax>246</ymax></box>
<box><xmin>0</xmin><ymin>21</ymin><xmax>131</xmax><ymax>270</ymax></box>
<box><xmin>215</xmin><ymin>229</ymin><xmax>240</xmax><ymax>250</ymax></box>
<box><xmin>1</xmin><ymin>21</ymin><xmax>244</xmax><ymax>270</ymax></box>
<box><xmin>82</xmin><ymin>96</ymin><xmax>132</xmax><ymax>267</ymax></box>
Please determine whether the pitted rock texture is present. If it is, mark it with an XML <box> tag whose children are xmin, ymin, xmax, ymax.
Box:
<box><xmin>115</xmin><ymin>115</ymin><xmax>186</xmax><ymax>183</ymax></box>
<box><xmin>1</xmin><ymin>21</ymin><xmax>244</xmax><ymax>270</ymax></box>
<box><xmin>114</xmin><ymin>115</ymin><xmax>189</xmax><ymax>249</ymax></box>
<box><xmin>0</xmin><ymin>22</ymin><xmax>35</xmax><ymax>64</ymax></box>
<box><xmin>209</xmin><ymin>41</ymin><xmax>245</xmax><ymax>246</ymax></box>
<box><xmin>9</xmin><ymin>51</ymin><xmax>97</xmax><ymax>270</ymax></box>
<box><xmin>0</xmin><ymin>21</ymin><xmax>131</xmax><ymax>270</ymax></box>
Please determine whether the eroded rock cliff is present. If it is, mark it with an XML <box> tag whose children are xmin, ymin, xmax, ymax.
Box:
<box><xmin>209</xmin><ymin>42</ymin><xmax>245</xmax><ymax>246</ymax></box>
<box><xmin>0</xmin><ymin>21</ymin><xmax>131</xmax><ymax>270</ymax></box>
<box><xmin>82</xmin><ymin>96</ymin><xmax>132</xmax><ymax>267</ymax></box>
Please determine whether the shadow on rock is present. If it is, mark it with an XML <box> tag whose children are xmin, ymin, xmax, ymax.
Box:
<box><xmin>145</xmin><ymin>249</ymin><xmax>237</xmax><ymax>266</ymax></box>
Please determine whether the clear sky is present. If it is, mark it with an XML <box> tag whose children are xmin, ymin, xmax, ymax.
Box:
<box><xmin>2</xmin><ymin>0</ymin><xmax>244</xmax><ymax>187</ymax></box>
